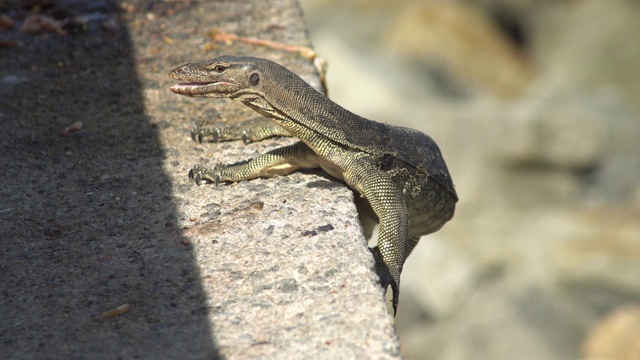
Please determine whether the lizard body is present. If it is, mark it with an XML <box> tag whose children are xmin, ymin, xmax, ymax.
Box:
<box><xmin>169</xmin><ymin>56</ymin><xmax>458</xmax><ymax>315</ymax></box>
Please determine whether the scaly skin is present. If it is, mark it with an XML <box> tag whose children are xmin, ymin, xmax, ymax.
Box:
<box><xmin>169</xmin><ymin>56</ymin><xmax>458</xmax><ymax>315</ymax></box>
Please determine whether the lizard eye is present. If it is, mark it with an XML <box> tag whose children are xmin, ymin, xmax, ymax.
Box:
<box><xmin>213</xmin><ymin>65</ymin><xmax>227</xmax><ymax>73</ymax></box>
<box><xmin>249</xmin><ymin>73</ymin><xmax>260</xmax><ymax>86</ymax></box>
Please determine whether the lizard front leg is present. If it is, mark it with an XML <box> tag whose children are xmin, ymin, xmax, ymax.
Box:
<box><xmin>189</xmin><ymin>141</ymin><xmax>318</xmax><ymax>185</ymax></box>
<box><xmin>192</xmin><ymin>117</ymin><xmax>290</xmax><ymax>144</ymax></box>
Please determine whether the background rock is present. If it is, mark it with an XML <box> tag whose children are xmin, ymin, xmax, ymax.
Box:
<box><xmin>383</xmin><ymin>1</ymin><xmax>534</xmax><ymax>98</ymax></box>
<box><xmin>301</xmin><ymin>0</ymin><xmax>640</xmax><ymax>358</ymax></box>
<box><xmin>582</xmin><ymin>305</ymin><xmax>640</xmax><ymax>360</ymax></box>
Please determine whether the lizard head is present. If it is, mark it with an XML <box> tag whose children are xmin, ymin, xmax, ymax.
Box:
<box><xmin>169</xmin><ymin>56</ymin><xmax>320</xmax><ymax>121</ymax></box>
<box><xmin>168</xmin><ymin>56</ymin><xmax>264</xmax><ymax>99</ymax></box>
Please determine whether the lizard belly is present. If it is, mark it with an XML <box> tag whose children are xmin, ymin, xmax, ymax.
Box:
<box><xmin>317</xmin><ymin>156</ymin><xmax>346</xmax><ymax>182</ymax></box>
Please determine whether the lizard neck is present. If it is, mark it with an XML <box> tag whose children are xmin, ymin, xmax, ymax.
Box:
<box><xmin>242</xmin><ymin>64</ymin><xmax>392</xmax><ymax>155</ymax></box>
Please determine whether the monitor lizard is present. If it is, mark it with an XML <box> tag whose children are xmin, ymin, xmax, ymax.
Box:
<box><xmin>168</xmin><ymin>56</ymin><xmax>458</xmax><ymax>315</ymax></box>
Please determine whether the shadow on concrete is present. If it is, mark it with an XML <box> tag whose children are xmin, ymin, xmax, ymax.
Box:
<box><xmin>0</xmin><ymin>3</ymin><xmax>219</xmax><ymax>358</ymax></box>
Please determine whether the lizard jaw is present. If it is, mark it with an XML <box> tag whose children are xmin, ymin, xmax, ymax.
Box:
<box><xmin>169</xmin><ymin>82</ymin><xmax>239</xmax><ymax>98</ymax></box>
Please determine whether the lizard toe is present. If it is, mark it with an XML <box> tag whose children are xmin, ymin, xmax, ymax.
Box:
<box><xmin>189</xmin><ymin>165</ymin><xmax>210</xmax><ymax>186</ymax></box>
<box><xmin>390</xmin><ymin>279</ymin><xmax>400</xmax><ymax>317</ymax></box>
<box><xmin>191</xmin><ymin>128</ymin><xmax>203</xmax><ymax>143</ymax></box>
<box><xmin>193</xmin><ymin>173</ymin><xmax>205</xmax><ymax>186</ymax></box>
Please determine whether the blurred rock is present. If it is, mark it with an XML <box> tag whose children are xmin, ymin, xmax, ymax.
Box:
<box><xmin>401</xmin><ymin>236</ymin><xmax>479</xmax><ymax>318</ymax></box>
<box><xmin>383</xmin><ymin>1</ymin><xmax>534</xmax><ymax>98</ymax></box>
<box><xmin>400</xmin><ymin>205</ymin><xmax>640</xmax><ymax>360</ymax></box>
<box><xmin>582</xmin><ymin>305</ymin><xmax>640</xmax><ymax>360</ymax></box>
<box><xmin>551</xmin><ymin>206</ymin><xmax>640</xmax><ymax>294</ymax></box>
<box><xmin>401</xmin><ymin>281</ymin><xmax>584</xmax><ymax>360</ymax></box>
<box><xmin>304</xmin><ymin>31</ymin><xmax>429</xmax><ymax>123</ymax></box>
<box><xmin>494</xmin><ymin>96</ymin><xmax>608</xmax><ymax>169</ymax></box>
<box><xmin>300</xmin><ymin>0</ymin><xmax>640</xmax><ymax>359</ymax></box>
<box><xmin>525</xmin><ymin>0</ymin><xmax>640</xmax><ymax>202</ymax></box>
<box><xmin>490</xmin><ymin>92</ymin><xmax>640</xmax><ymax>205</ymax></box>
<box><xmin>532</xmin><ymin>0</ymin><xmax>640</xmax><ymax>115</ymax></box>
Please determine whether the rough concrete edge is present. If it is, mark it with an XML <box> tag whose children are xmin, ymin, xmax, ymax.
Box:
<box><xmin>140</xmin><ymin>0</ymin><xmax>403</xmax><ymax>358</ymax></box>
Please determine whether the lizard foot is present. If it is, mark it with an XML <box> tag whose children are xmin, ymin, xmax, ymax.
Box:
<box><xmin>370</xmin><ymin>247</ymin><xmax>401</xmax><ymax>316</ymax></box>
<box><xmin>188</xmin><ymin>164</ymin><xmax>223</xmax><ymax>186</ymax></box>
<box><xmin>191</xmin><ymin>118</ymin><xmax>288</xmax><ymax>144</ymax></box>
<box><xmin>191</xmin><ymin>125</ymin><xmax>254</xmax><ymax>144</ymax></box>
<box><xmin>191</xmin><ymin>126</ymin><xmax>220</xmax><ymax>143</ymax></box>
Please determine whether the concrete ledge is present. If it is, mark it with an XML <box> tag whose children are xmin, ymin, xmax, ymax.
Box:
<box><xmin>0</xmin><ymin>0</ymin><xmax>401</xmax><ymax>358</ymax></box>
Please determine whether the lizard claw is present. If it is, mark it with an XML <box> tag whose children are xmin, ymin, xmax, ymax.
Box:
<box><xmin>191</xmin><ymin>128</ymin><xmax>204</xmax><ymax>143</ymax></box>
<box><xmin>188</xmin><ymin>165</ymin><xmax>220</xmax><ymax>186</ymax></box>
<box><xmin>382</xmin><ymin>274</ymin><xmax>400</xmax><ymax>317</ymax></box>
<box><xmin>370</xmin><ymin>247</ymin><xmax>401</xmax><ymax>316</ymax></box>
<box><xmin>188</xmin><ymin>167</ymin><xmax>205</xmax><ymax>186</ymax></box>
<box><xmin>390</xmin><ymin>279</ymin><xmax>399</xmax><ymax>317</ymax></box>
<box><xmin>193</xmin><ymin>174</ymin><xmax>204</xmax><ymax>186</ymax></box>
<box><xmin>212</xmin><ymin>164</ymin><xmax>224</xmax><ymax>187</ymax></box>
<box><xmin>191</xmin><ymin>127</ymin><xmax>221</xmax><ymax>143</ymax></box>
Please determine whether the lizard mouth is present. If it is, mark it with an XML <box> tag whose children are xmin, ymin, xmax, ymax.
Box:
<box><xmin>169</xmin><ymin>81</ymin><xmax>239</xmax><ymax>97</ymax></box>
<box><xmin>175</xmin><ymin>81</ymin><xmax>214</xmax><ymax>86</ymax></box>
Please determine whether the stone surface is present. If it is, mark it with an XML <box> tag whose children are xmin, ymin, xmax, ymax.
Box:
<box><xmin>0</xmin><ymin>1</ymin><xmax>401</xmax><ymax>359</ymax></box>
